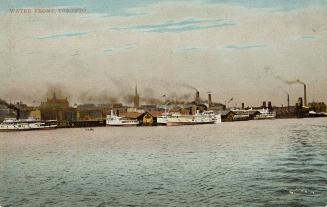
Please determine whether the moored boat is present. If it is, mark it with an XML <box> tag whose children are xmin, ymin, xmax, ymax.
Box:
<box><xmin>165</xmin><ymin>111</ymin><xmax>216</xmax><ymax>126</ymax></box>
<box><xmin>106</xmin><ymin>111</ymin><xmax>139</xmax><ymax>126</ymax></box>
<box><xmin>254</xmin><ymin>108</ymin><xmax>276</xmax><ymax>120</ymax></box>
<box><xmin>0</xmin><ymin>118</ymin><xmax>57</xmax><ymax>131</ymax></box>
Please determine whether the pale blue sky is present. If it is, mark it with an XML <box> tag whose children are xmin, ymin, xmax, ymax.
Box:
<box><xmin>1</xmin><ymin>0</ymin><xmax>327</xmax><ymax>14</ymax></box>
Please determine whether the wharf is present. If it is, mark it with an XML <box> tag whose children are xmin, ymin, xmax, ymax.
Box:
<box><xmin>58</xmin><ymin>120</ymin><xmax>106</xmax><ymax>128</ymax></box>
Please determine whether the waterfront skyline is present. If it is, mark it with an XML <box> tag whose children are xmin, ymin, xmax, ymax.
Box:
<box><xmin>1</xmin><ymin>0</ymin><xmax>327</xmax><ymax>106</ymax></box>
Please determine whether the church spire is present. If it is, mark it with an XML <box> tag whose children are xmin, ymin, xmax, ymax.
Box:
<box><xmin>135</xmin><ymin>83</ymin><xmax>138</xmax><ymax>96</ymax></box>
<box><xmin>133</xmin><ymin>83</ymin><xmax>140</xmax><ymax>108</ymax></box>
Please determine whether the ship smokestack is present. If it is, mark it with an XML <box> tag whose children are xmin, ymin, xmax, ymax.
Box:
<box><xmin>268</xmin><ymin>101</ymin><xmax>272</xmax><ymax>110</ymax></box>
<box><xmin>298</xmin><ymin>97</ymin><xmax>303</xmax><ymax>107</ymax></box>
<box><xmin>287</xmin><ymin>93</ymin><xmax>290</xmax><ymax>111</ymax></box>
<box><xmin>263</xmin><ymin>101</ymin><xmax>267</xmax><ymax>108</ymax></box>
<box><xmin>208</xmin><ymin>92</ymin><xmax>212</xmax><ymax>108</ymax></box>
<box><xmin>304</xmin><ymin>84</ymin><xmax>307</xmax><ymax>107</ymax></box>
<box><xmin>241</xmin><ymin>103</ymin><xmax>245</xmax><ymax>110</ymax></box>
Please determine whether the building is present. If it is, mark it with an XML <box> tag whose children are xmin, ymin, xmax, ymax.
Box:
<box><xmin>137</xmin><ymin>112</ymin><xmax>156</xmax><ymax>126</ymax></box>
<box><xmin>309</xmin><ymin>102</ymin><xmax>326</xmax><ymax>113</ymax></box>
<box><xmin>40</xmin><ymin>92</ymin><xmax>77</xmax><ymax>122</ymax></box>
<box><xmin>221</xmin><ymin>110</ymin><xmax>237</xmax><ymax>122</ymax></box>
<box><xmin>77</xmin><ymin>104</ymin><xmax>103</xmax><ymax>120</ymax></box>
<box><xmin>29</xmin><ymin>109</ymin><xmax>41</xmax><ymax>119</ymax></box>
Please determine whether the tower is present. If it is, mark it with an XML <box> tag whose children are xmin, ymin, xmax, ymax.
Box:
<box><xmin>133</xmin><ymin>84</ymin><xmax>140</xmax><ymax>108</ymax></box>
<box><xmin>208</xmin><ymin>92</ymin><xmax>212</xmax><ymax>108</ymax></box>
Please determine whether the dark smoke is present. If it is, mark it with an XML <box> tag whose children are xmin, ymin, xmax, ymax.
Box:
<box><xmin>78</xmin><ymin>89</ymin><xmax>118</xmax><ymax>104</ymax></box>
<box><xmin>141</xmin><ymin>88</ymin><xmax>163</xmax><ymax>104</ymax></box>
<box><xmin>123</xmin><ymin>94</ymin><xmax>134</xmax><ymax>104</ymax></box>
<box><xmin>0</xmin><ymin>98</ymin><xmax>20</xmax><ymax>119</ymax></box>
<box><xmin>45</xmin><ymin>84</ymin><xmax>72</xmax><ymax>100</ymax></box>
<box><xmin>180</xmin><ymin>83</ymin><xmax>198</xmax><ymax>92</ymax></box>
<box><xmin>264</xmin><ymin>67</ymin><xmax>306</xmax><ymax>86</ymax></box>
<box><xmin>278</xmin><ymin>86</ymin><xmax>289</xmax><ymax>96</ymax></box>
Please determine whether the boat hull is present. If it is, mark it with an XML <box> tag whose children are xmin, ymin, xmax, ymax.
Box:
<box><xmin>166</xmin><ymin>121</ymin><xmax>215</xmax><ymax>126</ymax></box>
<box><xmin>0</xmin><ymin>126</ymin><xmax>57</xmax><ymax>132</ymax></box>
<box><xmin>107</xmin><ymin>124</ymin><xmax>138</xmax><ymax>127</ymax></box>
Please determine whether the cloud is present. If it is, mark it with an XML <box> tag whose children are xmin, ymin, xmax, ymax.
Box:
<box><xmin>225</xmin><ymin>44</ymin><xmax>267</xmax><ymax>50</ymax></box>
<box><xmin>302</xmin><ymin>35</ymin><xmax>316</xmax><ymax>40</ymax></box>
<box><xmin>104</xmin><ymin>48</ymin><xmax>114</xmax><ymax>53</ymax></box>
<box><xmin>36</xmin><ymin>32</ymin><xmax>89</xmax><ymax>40</ymax></box>
<box><xmin>103</xmin><ymin>44</ymin><xmax>137</xmax><ymax>53</ymax></box>
<box><xmin>174</xmin><ymin>47</ymin><xmax>208</xmax><ymax>52</ymax></box>
<box><xmin>112</xmin><ymin>18</ymin><xmax>236</xmax><ymax>33</ymax></box>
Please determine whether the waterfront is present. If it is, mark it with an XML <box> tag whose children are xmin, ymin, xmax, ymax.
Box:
<box><xmin>0</xmin><ymin>118</ymin><xmax>326</xmax><ymax>207</ymax></box>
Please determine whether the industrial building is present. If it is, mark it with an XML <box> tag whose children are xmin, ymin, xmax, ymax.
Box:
<box><xmin>40</xmin><ymin>92</ymin><xmax>77</xmax><ymax>122</ymax></box>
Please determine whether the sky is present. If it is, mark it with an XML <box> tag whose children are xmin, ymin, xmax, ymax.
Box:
<box><xmin>0</xmin><ymin>0</ymin><xmax>327</xmax><ymax>107</ymax></box>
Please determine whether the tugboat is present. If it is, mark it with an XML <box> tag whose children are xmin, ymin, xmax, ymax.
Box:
<box><xmin>106</xmin><ymin>110</ymin><xmax>139</xmax><ymax>126</ymax></box>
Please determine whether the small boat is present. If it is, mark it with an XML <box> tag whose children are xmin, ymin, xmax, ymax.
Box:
<box><xmin>0</xmin><ymin>118</ymin><xmax>57</xmax><ymax>131</ymax></box>
<box><xmin>106</xmin><ymin>110</ymin><xmax>139</xmax><ymax>126</ymax></box>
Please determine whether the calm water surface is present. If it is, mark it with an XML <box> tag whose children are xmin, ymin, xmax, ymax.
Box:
<box><xmin>0</xmin><ymin>118</ymin><xmax>326</xmax><ymax>207</ymax></box>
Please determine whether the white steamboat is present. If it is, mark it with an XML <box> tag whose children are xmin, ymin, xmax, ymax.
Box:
<box><xmin>0</xmin><ymin>118</ymin><xmax>57</xmax><ymax>131</ymax></box>
<box><xmin>157</xmin><ymin>111</ymin><xmax>220</xmax><ymax>126</ymax></box>
<box><xmin>106</xmin><ymin>111</ymin><xmax>139</xmax><ymax>126</ymax></box>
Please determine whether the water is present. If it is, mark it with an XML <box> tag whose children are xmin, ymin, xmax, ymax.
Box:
<box><xmin>0</xmin><ymin>118</ymin><xmax>326</xmax><ymax>207</ymax></box>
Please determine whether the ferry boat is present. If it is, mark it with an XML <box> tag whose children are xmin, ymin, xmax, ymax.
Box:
<box><xmin>158</xmin><ymin>110</ymin><xmax>221</xmax><ymax>126</ymax></box>
<box><xmin>254</xmin><ymin>108</ymin><xmax>276</xmax><ymax>120</ymax></box>
<box><xmin>0</xmin><ymin>118</ymin><xmax>57</xmax><ymax>131</ymax></box>
<box><xmin>106</xmin><ymin>111</ymin><xmax>139</xmax><ymax>126</ymax></box>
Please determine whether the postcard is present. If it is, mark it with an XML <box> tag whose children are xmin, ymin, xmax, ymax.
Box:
<box><xmin>0</xmin><ymin>1</ymin><xmax>326</xmax><ymax>206</ymax></box>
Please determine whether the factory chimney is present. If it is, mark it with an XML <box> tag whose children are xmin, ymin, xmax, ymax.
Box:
<box><xmin>195</xmin><ymin>91</ymin><xmax>200</xmax><ymax>103</ymax></box>
<box><xmin>241</xmin><ymin>103</ymin><xmax>245</xmax><ymax>110</ymax></box>
<box><xmin>303</xmin><ymin>84</ymin><xmax>307</xmax><ymax>107</ymax></box>
<box><xmin>208</xmin><ymin>92</ymin><xmax>212</xmax><ymax>108</ymax></box>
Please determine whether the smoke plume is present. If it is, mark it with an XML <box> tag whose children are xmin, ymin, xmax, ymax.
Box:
<box><xmin>78</xmin><ymin>89</ymin><xmax>118</xmax><ymax>104</ymax></box>
<box><xmin>264</xmin><ymin>67</ymin><xmax>306</xmax><ymax>86</ymax></box>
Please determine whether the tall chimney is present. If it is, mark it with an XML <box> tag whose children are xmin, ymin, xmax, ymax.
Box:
<box><xmin>268</xmin><ymin>101</ymin><xmax>272</xmax><ymax>109</ymax></box>
<box><xmin>241</xmin><ymin>103</ymin><xmax>245</xmax><ymax>110</ymax></box>
<box><xmin>304</xmin><ymin>84</ymin><xmax>307</xmax><ymax>106</ymax></box>
<box><xmin>208</xmin><ymin>93</ymin><xmax>212</xmax><ymax>108</ymax></box>
<box><xmin>195</xmin><ymin>91</ymin><xmax>200</xmax><ymax>103</ymax></box>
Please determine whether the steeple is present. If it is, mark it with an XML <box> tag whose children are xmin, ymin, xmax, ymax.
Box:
<box><xmin>135</xmin><ymin>83</ymin><xmax>138</xmax><ymax>96</ymax></box>
<box><xmin>133</xmin><ymin>83</ymin><xmax>140</xmax><ymax>108</ymax></box>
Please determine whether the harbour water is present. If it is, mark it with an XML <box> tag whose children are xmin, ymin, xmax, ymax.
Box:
<box><xmin>0</xmin><ymin>118</ymin><xmax>326</xmax><ymax>207</ymax></box>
